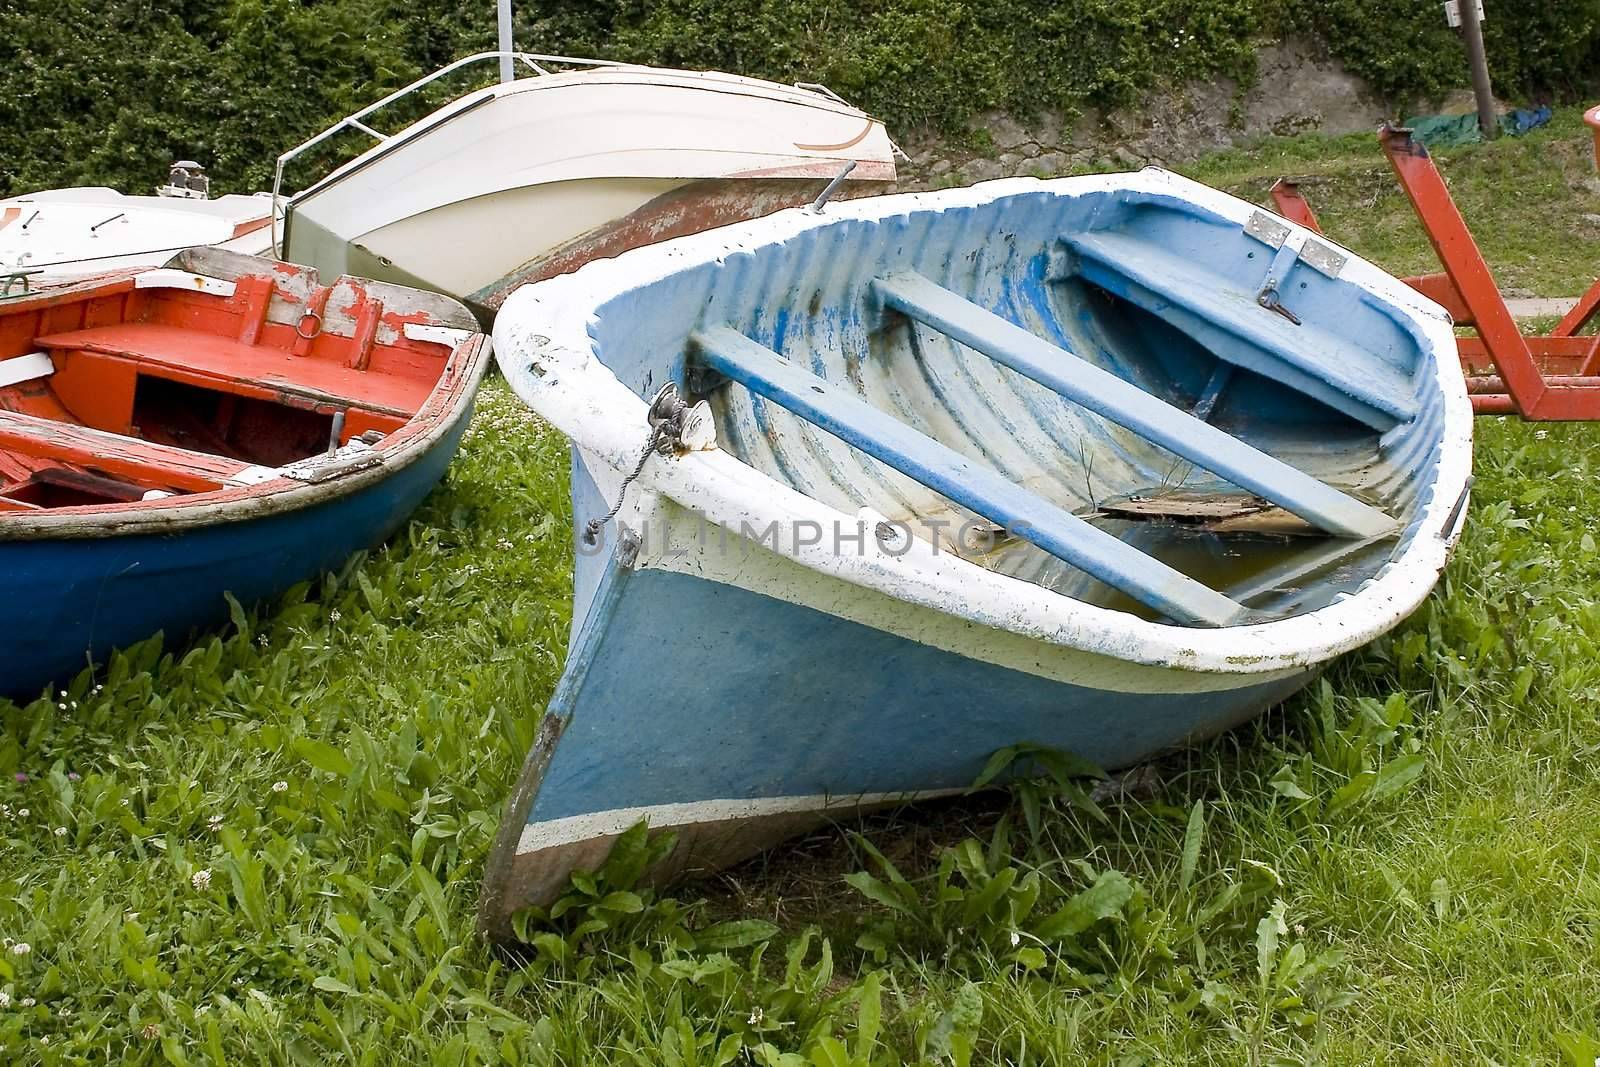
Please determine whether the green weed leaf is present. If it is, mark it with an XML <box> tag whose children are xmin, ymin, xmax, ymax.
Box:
<box><xmin>1179</xmin><ymin>800</ymin><xmax>1205</xmax><ymax>894</ymax></box>
<box><xmin>1369</xmin><ymin>754</ymin><xmax>1427</xmax><ymax>803</ymax></box>
<box><xmin>695</xmin><ymin>920</ymin><xmax>779</xmax><ymax>950</ymax></box>
<box><xmin>292</xmin><ymin>738</ymin><xmax>353</xmax><ymax>777</ymax></box>
<box><xmin>1033</xmin><ymin>870</ymin><xmax>1134</xmax><ymax>941</ymax></box>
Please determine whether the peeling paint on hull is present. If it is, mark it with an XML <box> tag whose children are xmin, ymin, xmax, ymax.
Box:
<box><xmin>0</xmin><ymin>249</ymin><xmax>490</xmax><ymax>698</ymax></box>
<box><xmin>479</xmin><ymin>561</ymin><xmax>1313</xmax><ymax>936</ymax></box>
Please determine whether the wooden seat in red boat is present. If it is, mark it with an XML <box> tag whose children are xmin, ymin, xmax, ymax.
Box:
<box><xmin>35</xmin><ymin>322</ymin><xmax>433</xmax><ymax>419</ymax></box>
<box><xmin>0</xmin><ymin>408</ymin><xmax>254</xmax><ymax>496</ymax></box>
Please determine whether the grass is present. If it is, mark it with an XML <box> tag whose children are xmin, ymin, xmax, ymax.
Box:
<box><xmin>4</xmin><ymin>110</ymin><xmax>1600</xmax><ymax>1065</ymax></box>
<box><xmin>1180</xmin><ymin>108</ymin><xmax>1600</xmax><ymax>298</ymax></box>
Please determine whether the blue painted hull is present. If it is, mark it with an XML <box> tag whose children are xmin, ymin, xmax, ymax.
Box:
<box><xmin>0</xmin><ymin>411</ymin><xmax>470</xmax><ymax>700</ymax></box>
<box><xmin>542</xmin><ymin>568</ymin><xmax>1305</xmax><ymax>818</ymax></box>
<box><xmin>479</xmin><ymin>557</ymin><xmax>1313</xmax><ymax>929</ymax></box>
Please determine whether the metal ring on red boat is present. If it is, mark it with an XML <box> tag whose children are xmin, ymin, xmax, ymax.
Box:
<box><xmin>296</xmin><ymin>311</ymin><xmax>324</xmax><ymax>340</ymax></box>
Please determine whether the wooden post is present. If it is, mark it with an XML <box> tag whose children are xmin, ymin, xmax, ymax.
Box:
<box><xmin>1459</xmin><ymin>0</ymin><xmax>1497</xmax><ymax>138</ymax></box>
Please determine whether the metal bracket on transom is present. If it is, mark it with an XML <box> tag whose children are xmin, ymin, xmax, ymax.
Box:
<box><xmin>2</xmin><ymin>268</ymin><xmax>44</xmax><ymax>299</ymax></box>
<box><xmin>1243</xmin><ymin>211</ymin><xmax>1347</xmax><ymax>279</ymax></box>
<box><xmin>1244</xmin><ymin>210</ymin><xmax>1348</xmax><ymax>326</ymax></box>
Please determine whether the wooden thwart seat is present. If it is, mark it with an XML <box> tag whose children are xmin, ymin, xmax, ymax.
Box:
<box><xmin>871</xmin><ymin>272</ymin><xmax>1397</xmax><ymax>541</ymax></box>
<box><xmin>691</xmin><ymin>325</ymin><xmax>1248</xmax><ymax>627</ymax></box>
<box><xmin>33</xmin><ymin>323</ymin><xmax>430</xmax><ymax>418</ymax></box>
<box><xmin>0</xmin><ymin>409</ymin><xmax>259</xmax><ymax>493</ymax></box>
<box><xmin>1059</xmin><ymin>231</ymin><xmax>1417</xmax><ymax>432</ymax></box>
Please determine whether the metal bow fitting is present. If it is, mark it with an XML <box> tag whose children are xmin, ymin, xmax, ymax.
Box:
<box><xmin>582</xmin><ymin>384</ymin><xmax>693</xmax><ymax>546</ymax></box>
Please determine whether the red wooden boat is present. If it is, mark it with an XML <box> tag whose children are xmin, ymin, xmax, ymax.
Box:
<box><xmin>0</xmin><ymin>248</ymin><xmax>488</xmax><ymax>697</ymax></box>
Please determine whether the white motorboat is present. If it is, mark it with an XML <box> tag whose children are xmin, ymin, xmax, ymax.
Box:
<box><xmin>0</xmin><ymin>164</ymin><xmax>276</xmax><ymax>295</ymax></box>
<box><xmin>274</xmin><ymin>52</ymin><xmax>898</xmax><ymax>317</ymax></box>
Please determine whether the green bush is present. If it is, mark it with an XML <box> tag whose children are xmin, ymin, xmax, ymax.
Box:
<box><xmin>1299</xmin><ymin>0</ymin><xmax>1600</xmax><ymax>103</ymax></box>
<box><xmin>1</xmin><ymin>0</ymin><xmax>1596</xmax><ymax>199</ymax></box>
<box><xmin>0</xmin><ymin>0</ymin><xmax>418</xmax><ymax>196</ymax></box>
<box><xmin>600</xmin><ymin>0</ymin><xmax>1265</xmax><ymax>127</ymax></box>
<box><xmin>1481</xmin><ymin>1</ymin><xmax>1600</xmax><ymax>98</ymax></box>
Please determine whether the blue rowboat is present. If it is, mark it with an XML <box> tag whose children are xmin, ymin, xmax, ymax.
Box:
<box><xmin>0</xmin><ymin>248</ymin><xmax>488</xmax><ymax>699</ymax></box>
<box><xmin>483</xmin><ymin>172</ymin><xmax>1472</xmax><ymax>933</ymax></box>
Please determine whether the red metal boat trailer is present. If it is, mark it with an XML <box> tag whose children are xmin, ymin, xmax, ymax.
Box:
<box><xmin>1271</xmin><ymin>121</ymin><xmax>1600</xmax><ymax>419</ymax></box>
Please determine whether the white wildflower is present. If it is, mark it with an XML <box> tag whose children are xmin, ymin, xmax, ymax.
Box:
<box><xmin>52</xmin><ymin>827</ymin><xmax>66</xmax><ymax>838</ymax></box>
<box><xmin>271</xmin><ymin>781</ymin><xmax>288</xmax><ymax>793</ymax></box>
<box><xmin>207</xmin><ymin>815</ymin><xmax>224</xmax><ymax>832</ymax></box>
<box><xmin>17</xmin><ymin>809</ymin><xmax>27</xmax><ymax>817</ymax></box>
<box><xmin>20</xmin><ymin>997</ymin><xmax>34</xmax><ymax>1007</ymax></box>
<box><xmin>11</xmin><ymin>943</ymin><xmax>29</xmax><ymax>957</ymax></box>
<box><xmin>329</xmin><ymin>609</ymin><xmax>342</xmax><ymax>623</ymax></box>
<box><xmin>191</xmin><ymin>869</ymin><xmax>212</xmax><ymax>891</ymax></box>
<box><xmin>1009</xmin><ymin>929</ymin><xmax>1021</xmax><ymax>947</ymax></box>
<box><xmin>496</xmin><ymin>538</ymin><xmax>514</xmax><ymax>551</ymax></box>
<box><xmin>0</xmin><ymin>991</ymin><xmax>10</xmax><ymax>1007</ymax></box>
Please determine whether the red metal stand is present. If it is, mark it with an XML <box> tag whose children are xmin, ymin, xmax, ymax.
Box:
<box><xmin>1270</xmin><ymin>125</ymin><xmax>1600</xmax><ymax>419</ymax></box>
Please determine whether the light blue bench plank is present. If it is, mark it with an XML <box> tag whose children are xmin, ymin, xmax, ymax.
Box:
<box><xmin>872</xmin><ymin>272</ymin><xmax>1397</xmax><ymax>541</ymax></box>
<box><xmin>691</xmin><ymin>325</ymin><xmax>1247</xmax><ymax>627</ymax></box>
<box><xmin>1060</xmin><ymin>231</ymin><xmax>1417</xmax><ymax>431</ymax></box>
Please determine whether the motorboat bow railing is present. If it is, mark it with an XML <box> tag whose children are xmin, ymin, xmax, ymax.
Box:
<box><xmin>271</xmin><ymin>51</ymin><xmax>621</xmax><ymax>254</ymax></box>
<box><xmin>270</xmin><ymin>51</ymin><xmax>897</xmax><ymax>257</ymax></box>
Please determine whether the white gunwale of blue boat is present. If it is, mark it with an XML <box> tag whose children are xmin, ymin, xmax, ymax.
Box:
<box><xmin>494</xmin><ymin>171</ymin><xmax>1472</xmax><ymax>676</ymax></box>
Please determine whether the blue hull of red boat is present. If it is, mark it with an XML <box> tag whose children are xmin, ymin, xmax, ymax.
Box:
<box><xmin>0</xmin><ymin>412</ymin><xmax>469</xmax><ymax>700</ymax></box>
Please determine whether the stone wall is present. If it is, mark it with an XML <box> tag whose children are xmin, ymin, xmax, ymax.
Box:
<box><xmin>896</xmin><ymin>38</ymin><xmax>1389</xmax><ymax>189</ymax></box>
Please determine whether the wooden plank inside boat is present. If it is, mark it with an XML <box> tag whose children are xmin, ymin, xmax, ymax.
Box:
<box><xmin>1100</xmin><ymin>491</ymin><xmax>1322</xmax><ymax>536</ymax></box>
